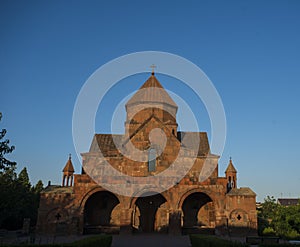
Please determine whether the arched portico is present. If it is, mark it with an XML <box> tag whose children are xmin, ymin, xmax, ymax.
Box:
<box><xmin>82</xmin><ymin>189</ymin><xmax>120</xmax><ymax>234</ymax></box>
<box><xmin>180</xmin><ymin>190</ymin><xmax>216</xmax><ymax>234</ymax></box>
<box><xmin>132</xmin><ymin>191</ymin><xmax>169</xmax><ymax>233</ymax></box>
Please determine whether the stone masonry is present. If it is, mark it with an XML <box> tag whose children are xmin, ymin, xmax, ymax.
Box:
<box><xmin>36</xmin><ymin>72</ymin><xmax>257</xmax><ymax>236</ymax></box>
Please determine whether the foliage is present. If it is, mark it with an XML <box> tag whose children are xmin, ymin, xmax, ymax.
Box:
<box><xmin>190</xmin><ymin>234</ymin><xmax>249</xmax><ymax>247</ymax></box>
<box><xmin>258</xmin><ymin>195</ymin><xmax>300</xmax><ymax>240</ymax></box>
<box><xmin>0</xmin><ymin>112</ymin><xmax>16</xmax><ymax>172</ymax></box>
<box><xmin>262</xmin><ymin>227</ymin><xmax>276</xmax><ymax>236</ymax></box>
<box><xmin>70</xmin><ymin>234</ymin><xmax>112</xmax><ymax>247</ymax></box>
<box><xmin>0</xmin><ymin>113</ymin><xmax>44</xmax><ymax>230</ymax></box>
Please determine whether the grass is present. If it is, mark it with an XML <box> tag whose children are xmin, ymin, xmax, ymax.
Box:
<box><xmin>190</xmin><ymin>234</ymin><xmax>250</xmax><ymax>247</ymax></box>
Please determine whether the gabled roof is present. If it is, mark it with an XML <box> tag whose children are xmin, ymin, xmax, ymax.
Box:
<box><xmin>62</xmin><ymin>155</ymin><xmax>74</xmax><ymax>173</ymax></box>
<box><xmin>42</xmin><ymin>185</ymin><xmax>73</xmax><ymax>194</ymax></box>
<box><xmin>227</xmin><ymin>187</ymin><xmax>256</xmax><ymax>196</ymax></box>
<box><xmin>89</xmin><ymin>134</ymin><xmax>123</xmax><ymax>155</ymax></box>
<box><xmin>278</xmin><ymin>198</ymin><xmax>299</xmax><ymax>206</ymax></box>
<box><xmin>126</xmin><ymin>74</ymin><xmax>178</xmax><ymax>109</ymax></box>
<box><xmin>225</xmin><ymin>158</ymin><xmax>237</xmax><ymax>173</ymax></box>
<box><xmin>125</xmin><ymin>113</ymin><xmax>175</xmax><ymax>143</ymax></box>
<box><xmin>178</xmin><ymin>131</ymin><xmax>211</xmax><ymax>156</ymax></box>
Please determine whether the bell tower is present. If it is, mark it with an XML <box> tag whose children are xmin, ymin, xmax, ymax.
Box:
<box><xmin>62</xmin><ymin>154</ymin><xmax>75</xmax><ymax>186</ymax></box>
<box><xmin>225</xmin><ymin>158</ymin><xmax>237</xmax><ymax>193</ymax></box>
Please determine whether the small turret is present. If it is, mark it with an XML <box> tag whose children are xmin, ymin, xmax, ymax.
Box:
<box><xmin>225</xmin><ymin>157</ymin><xmax>237</xmax><ymax>193</ymax></box>
<box><xmin>62</xmin><ymin>154</ymin><xmax>75</xmax><ymax>186</ymax></box>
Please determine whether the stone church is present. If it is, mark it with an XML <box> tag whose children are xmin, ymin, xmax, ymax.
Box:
<box><xmin>36</xmin><ymin>72</ymin><xmax>257</xmax><ymax>236</ymax></box>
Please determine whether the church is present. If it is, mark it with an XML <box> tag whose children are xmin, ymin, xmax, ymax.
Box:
<box><xmin>36</xmin><ymin>72</ymin><xmax>257</xmax><ymax>236</ymax></box>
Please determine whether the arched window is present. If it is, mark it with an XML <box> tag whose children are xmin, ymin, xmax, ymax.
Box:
<box><xmin>148</xmin><ymin>148</ymin><xmax>156</xmax><ymax>172</ymax></box>
<box><xmin>227</xmin><ymin>176</ymin><xmax>232</xmax><ymax>193</ymax></box>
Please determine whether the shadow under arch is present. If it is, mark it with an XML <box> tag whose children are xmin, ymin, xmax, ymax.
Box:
<box><xmin>179</xmin><ymin>190</ymin><xmax>216</xmax><ymax>234</ymax></box>
<box><xmin>79</xmin><ymin>186</ymin><xmax>122</xmax><ymax>211</ymax></box>
<box><xmin>132</xmin><ymin>191</ymin><xmax>169</xmax><ymax>233</ymax></box>
<box><xmin>81</xmin><ymin>188</ymin><xmax>120</xmax><ymax>234</ymax></box>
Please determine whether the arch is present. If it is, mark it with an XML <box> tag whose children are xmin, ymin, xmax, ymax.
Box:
<box><xmin>129</xmin><ymin>187</ymin><xmax>170</xmax><ymax>209</ymax></box>
<box><xmin>178</xmin><ymin>188</ymin><xmax>216</xmax><ymax>210</ymax></box>
<box><xmin>229</xmin><ymin>208</ymin><xmax>249</xmax><ymax>225</ymax></box>
<box><xmin>46</xmin><ymin>207</ymin><xmax>69</xmax><ymax>224</ymax></box>
<box><xmin>79</xmin><ymin>186</ymin><xmax>122</xmax><ymax>212</ymax></box>
<box><xmin>180</xmin><ymin>190</ymin><xmax>216</xmax><ymax>233</ymax></box>
<box><xmin>132</xmin><ymin>191</ymin><xmax>169</xmax><ymax>233</ymax></box>
<box><xmin>82</xmin><ymin>189</ymin><xmax>120</xmax><ymax>234</ymax></box>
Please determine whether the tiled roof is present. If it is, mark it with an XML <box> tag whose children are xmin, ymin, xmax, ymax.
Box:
<box><xmin>126</xmin><ymin>74</ymin><xmax>178</xmax><ymax>108</ymax></box>
<box><xmin>90</xmin><ymin>131</ymin><xmax>211</xmax><ymax>157</ymax></box>
<box><xmin>278</xmin><ymin>198</ymin><xmax>299</xmax><ymax>206</ymax></box>
<box><xmin>225</xmin><ymin>158</ymin><xmax>237</xmax><ymax>173</ymax></box>
<box><xmin>62</xmin><ymin>157</ymin><xmax>74</xmax><ymax>173</ymax></box>
<box><xmin>227</xmin><ymin>187</ymin><xmax>256</xmax><ymax>196</ymax></box>
<box><xmin>42</xmin><ymin>185</ymin><xmax>73</xmax><ymax>194</ymax></box>
<box><xmin>178</xmin><ymin>131</ymin><xmax>210</xmax><ymax>156</ymax></box>
<box><xmin>89</xmin><ymin>134</ymin><xmax>123</xmax><ymax>155</ymax></box>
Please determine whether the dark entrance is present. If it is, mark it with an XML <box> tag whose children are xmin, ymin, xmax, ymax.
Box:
<box><xmin>84</xmin><ymin>191</ymin><xmax>119</xmax><ymax>234</ymax></box>
<box><xmin>182</xmin><ymin>192</ymin><xmax>215</xmax><ymax>234</ymax></box>
<box><xmin>135</xmin><ymin>193</ymin><xmax>166</xmax><ymax>232</ymax></box>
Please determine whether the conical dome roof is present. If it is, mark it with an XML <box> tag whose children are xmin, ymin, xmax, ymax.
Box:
<box><xmin>225</xmin><ymin>158</ymin><xmax>237</xmax><ymax>173</ymax></box>
<box><xmin>126</xmin><ymin>73</ymin><xmax>178</xmax><ymax>109</ymax></box>
<box><xmin>63</xmin><ymin>154</ymin><xmax>74</xmax><ymax>173</ymax></box>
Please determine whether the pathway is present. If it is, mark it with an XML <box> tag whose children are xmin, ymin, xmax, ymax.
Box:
<box><xmin>112</xmin><ymin>234</ymin><xmax>191</xmax><ymax>247</ymax></box>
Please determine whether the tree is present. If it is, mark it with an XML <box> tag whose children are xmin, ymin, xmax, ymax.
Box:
<box><xmin>0</xmin><ymin>112</ymin><xmax>16</xmax><ymax>172</ymax></box>
<box><xmin>258</xmin><ymin>196</ymin><xmax>300</xmax><ymax>239</ymax></box>
<box><xmin>33</xmin><ymin>180</ymin><xmax>44</xmax><ymax>194</ymax></box>
<box><xmin>0</xmin><ymin>113</ymin><xmax>44</xmax><ymax>230</ymax></box>
<box><xmin>18</xmin><ymin>167</ymin><xmax>31</xmax><ymax>190</ymax></box>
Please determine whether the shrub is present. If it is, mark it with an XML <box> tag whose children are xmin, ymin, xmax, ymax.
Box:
<box><xmin>262</xmin><ymin>227</ymin><xmax>276</xmax><ymax>236</ymax></box>
<box><xmin>71</xmin><ymin>234</ymin><xmax>112</xmax><ymax>247</ymax></box>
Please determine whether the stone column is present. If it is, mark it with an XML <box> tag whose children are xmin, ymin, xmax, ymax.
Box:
<box><xmin>168</xmin><ymin>209</ymin><xmax>182</xmax><ymax>235</ymax></box>
<box><xmin>119</xmin><ymin>208</ymin><xmax>133</xmax><ymax>234</ymax></box>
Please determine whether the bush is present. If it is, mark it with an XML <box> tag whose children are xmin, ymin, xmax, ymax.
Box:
<box><xmin>190</xmin><ymin>234</ymin><xmax>249</xmax><ymax>247</ymax></box>
<box><xmin>285</xmin><ymin>229</ymin><xmax>300</xmax><ymax>240</ymax></box>
<box><xmin>262</xmin><ymin>227</ymin><xmax>276</xmax><ymax>236</ymax></box>
<box><xmin>71</xmin><ymin>234</ymin><xmax>112</xmax><ymax>247</ymax></box>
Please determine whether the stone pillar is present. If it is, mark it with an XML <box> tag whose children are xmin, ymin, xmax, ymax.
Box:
<box><xmin>120</xmin><ymin>208</ymin><xmax>133</xmax><ymax>234</ymax></box>
<box><xmin>168</xmin><ymin>209</ymin><xmax>182</xmax><ymax>235</ymax></box>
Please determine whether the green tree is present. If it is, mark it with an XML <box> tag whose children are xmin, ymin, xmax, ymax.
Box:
<box><xmin>0</xmin><ymin>113</ymin><xmax>44</xmax><ymax>230</ymax></box>
<box><xmin>0</xmin><ymin>112</ymin><xmax>16</xmax><ymax>172</ymax></box>
<box><xmin>33</xmin><ymin>179</ymin><xmax>44</xmax><ymax>194</ymax></box>
<box><xmin>258</xmin><ymin>196</ymin><xmax>300</xmax><ymax>239</ymax></box>
<box><xmin>18</xmin><ymin>167</ymin><xmax>31</xmax><ymax>190</ymax></box>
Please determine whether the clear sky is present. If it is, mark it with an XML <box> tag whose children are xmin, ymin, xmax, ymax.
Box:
<box><xmin>0</xmin><ymin>0</ymin><xmax>299</xmax><ymax>202</ymax></box>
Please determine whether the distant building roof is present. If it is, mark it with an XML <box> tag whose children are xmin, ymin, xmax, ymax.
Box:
<box><xmin>278</xmin><ymin>198</ymin><xmax>299</xmax><ymax>206</ymax></box>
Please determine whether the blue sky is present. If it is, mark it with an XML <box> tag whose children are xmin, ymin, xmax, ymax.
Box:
<box><xmin>0</xmin><ymin>0</ymin><xmax>299</xmax><ymax>202</ymax></box>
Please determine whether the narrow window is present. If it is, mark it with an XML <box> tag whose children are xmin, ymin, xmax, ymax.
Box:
<box><xmin>148</xmin><ymin>148</ymin><xmax>156</xmax><ymax>172</ymax></box>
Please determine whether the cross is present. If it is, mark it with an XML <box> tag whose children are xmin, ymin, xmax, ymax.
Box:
<box><xmin>55</xmin><ymin>213</ymin><xmax>61</xmax><ymax>221</ymax></box>
<box><xmin>150</xmin><ymin>64</ymin><xmax>156</xmax><ymax>75</ymax></box>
